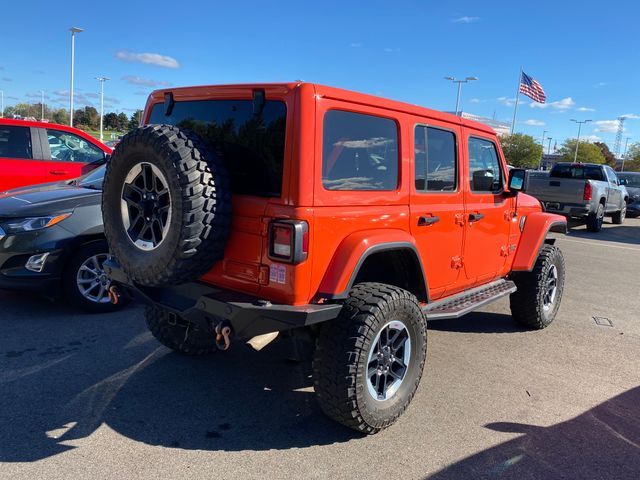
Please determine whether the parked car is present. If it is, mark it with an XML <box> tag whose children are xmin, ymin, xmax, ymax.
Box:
<box><xmin>526</xmin><ymin>162</ymin><xmax>629</xmax><ymax>231</ymax></box>
<box><xmin>0</xmin><ymin>165</ymin><xmax>122</xmax><ymax>312</ymax></box>
<box><xmin>0</xmin><ymin>118</ymin><xmax>111</xmax><ymax>191</ymax></box>
<box><xmin>101</xmin><ymin>83</ymin><xmax>567</xmax><ymax>433</ymax></box>
<box><xmin>618</xmin><ymin>172</ymin><xmax>640</xmax><ymax>218</ymax></box>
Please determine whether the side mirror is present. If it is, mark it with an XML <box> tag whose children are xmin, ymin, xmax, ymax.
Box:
<box><xmin>507</xmin><ymin>168</ymin><xmax>527</xmax><ymax>194</ymax></box>
<box><xmin>619</xmin><ymin>178</ymin><xmax>627</xmax><ymax>186</ymax></box>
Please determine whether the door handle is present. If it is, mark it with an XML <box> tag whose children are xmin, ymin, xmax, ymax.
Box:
<box><xmin>469</xmin><ymin>213</ymin><xmax>485</xmax><ymax>222</ymax></box>
<box><xmin>418</xmin><ymin>215</ymin><xmax>440</xmax><ymax>226</ymax></box>
<box><xmin>50</xmin><ymin>170</ymin><xmax>69</xmax><ymax>175</ymax></box>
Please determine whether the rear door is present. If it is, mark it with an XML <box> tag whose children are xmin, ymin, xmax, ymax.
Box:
<box><xmin>409</xmin><ymin>123</ymin><xmax>464</xmax><ymax>299</ymax></box>
<box><xmin>146</xmin><ymin>95</ymin><xmax>290</xmax><ymax>294</ymax></box>
<box><xmin>41</xmin><ymin>127</ymin><xmax>106</xmax><ymax>181</ymax></box>
<box><xmin>0</xmin><ymin>125</ymin><xmax>49</xmax><ymax>190</ymax></box>
<box><xmin>462</xmin><ymin>134</ymin><xmax>512</xmax><ymax>284</ymax></box>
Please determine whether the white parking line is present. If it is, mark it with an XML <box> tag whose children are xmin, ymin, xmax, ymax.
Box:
<box><xmin>559</xmin><ymin>236</ymin><xmax>640</xmax><ymax>252</ymax></box>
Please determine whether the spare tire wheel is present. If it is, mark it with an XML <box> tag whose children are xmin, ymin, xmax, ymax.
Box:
<box><xmin>102</xmin><ymin>125</ymin><xmax>231</xmax><ymax>287</ymax></box>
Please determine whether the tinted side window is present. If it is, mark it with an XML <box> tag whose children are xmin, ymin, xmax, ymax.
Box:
<box><xmin>46</xmin><ymin>129</ymin><xmax>105</xmax><ymax>163</ymax></box>
<box><xmin>606</xmin><ymin>167</ymin><xmax>618</xmax><ymax>185</ymax></box>
<box><xmin>468</xmin><ymin>137</ymin><xmax>503</xmax><ymax>192</ymax></box>
<box><xmin>414</xmin><ymin>126</ymin><xmax>457</xmax><ymax>192</ymax></box>
<box><xmin>322</xmin><ymin>110</ymin><xmax>398</xmax><ymax>191</ymax></box>
<box><xmin>149</xmin><ymin>100</ymin><xmax>286</xmax><ymax>197</ymax></box>
<box><xmin>0</xmin><ymin>126</ymin><xmax>32</xmax><ymax>159</ymax></box>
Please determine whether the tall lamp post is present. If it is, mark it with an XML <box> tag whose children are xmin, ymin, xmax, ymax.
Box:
<box><xmin>570</xmin><ymin>119</ymin><xmax>592</xmax><ymax>162</ymax></box>
<box><xmin>95</xmin><ymin>77</ymin><xmax>110</xmax><ymax>142</ymax></box>
<box><xmin>69</xmin><ymin>27</ymin><xmax>83</xmax><ymax>127</ymax></box>
<box><xmin>547</xmin><ymin>137</ymin><xmax>553</xmax><ymax>155</ymax></box>
<box><xmin>444</xmin><ymin>76</ymin><xmax>478</xmax><ymax>116</ymax></box>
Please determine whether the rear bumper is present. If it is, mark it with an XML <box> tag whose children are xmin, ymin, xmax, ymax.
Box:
<box><xmin>104</xmin><ymin>259</ymin><xmax>342</xmax><ymax>339</ymax></box>
<box><xmin>541</xmin><ymin>201</ymin><xmax>590</xmax><ymax>218</ymax></box>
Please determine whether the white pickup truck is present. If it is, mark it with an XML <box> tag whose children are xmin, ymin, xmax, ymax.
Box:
<box><xmin>526</xmin><ymin>163</ymin><xmax>629</xmax><ymax>232</ymax></box>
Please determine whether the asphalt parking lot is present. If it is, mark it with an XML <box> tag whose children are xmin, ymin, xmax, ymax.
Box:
<box><xmin>1</xmin><ymin>219</ymin><xmax>638</xmax><ymax>480</ymax></box>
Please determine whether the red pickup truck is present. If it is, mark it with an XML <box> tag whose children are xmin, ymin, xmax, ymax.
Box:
<box><xmin>0</xmin><ymin>118</ymin><xmax>111</xmax><ymax>191</ymax></box>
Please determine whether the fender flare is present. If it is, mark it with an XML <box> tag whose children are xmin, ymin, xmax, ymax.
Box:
<box><xmin>316</xmin><ymin>229</ymin><xmax>428</xmax><ymax>300</ymax></box>
<box><xmin>511</xmin><ymin>212</ymin><xmax>567</xmax><ymax>272</ymax></box>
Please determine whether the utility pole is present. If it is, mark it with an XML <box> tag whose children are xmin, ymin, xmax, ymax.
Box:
<box><xmin>69</xmin><ymin>27</ymin><xmax>83</xmax><ymax>127</ymax></box>
<box><xmin>95</xmin><ymin>77</ymin><xmax>110</xmax><ymax>142</ymax></box>
<box><xmin>621</xmin><ymin>137</ymin><xmax>631</xmax><ymax>172</ymax></box>
<box><xmin>570</xmin><ymin>119</ymin><xmax>592</xmax><ymax>162</ymax></box>
<box><xmin>444</xmin><ymin>76</ymin><xmax>478</xmax><ymax>116</ymax></box>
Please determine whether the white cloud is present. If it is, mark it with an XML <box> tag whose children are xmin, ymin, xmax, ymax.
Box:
<box><xmin>115</xmin><ymin>51</ymin><xmax>179</xmax><ymax>69</ymax></box>
<box><xmin>577</xmin><ymin>107</ymin><xmax>596</xmax><ymax>112</ymax></box>
<box><xmin>453</xmin><ymin>16</ymin><xmax>479</xmax><ymax>23</ymax></box>
<box><xmin>594</xmin><ymin>120</ymin><xmax>621</xmax><ymax>133</ymax></box>
<box><xmin>593</xmin><ymin>82</ymin><xmax>607</xmax><ymax>88</ymax></box>
<box><xmin>498</xmin><ymin>96</ymin><xmax>516</xmax><ymax>107</ymax></box>
<box><xmin>523</xmin><ymin>119</ymin><xmax>545</xmax><ymax>126</ymax></box>
<box><xmin>621</xmin><ymin>113</ymin><xmax>640</xmax><ymax>119</ymax></box>
<box><xmin>122</xmin><ymin>75</ymin><xmax>170</xmax><ymax>87</ymax></box>
<box><xmin>530</xmin><ymin>97</ymin><xmax>575</xmax><ymax>110</ymax></box>
<box><xmin>383</xmin><ymin>47</ymin><xmax>399</xmax><ymax>53</ymax></box>
<box><xmin>469</xmin><ymin>98</ymin><xmax>481</xmax><ymax>104</ymax></box>
<box><xmin>349</xmin><ymin>42</ymin><xmax>363</xmax><ymax>48</ymax></box>
<box><xmin>582</xmin><ymin>135</ymin><xmax>601</xmax><ymax>143</ymax></box>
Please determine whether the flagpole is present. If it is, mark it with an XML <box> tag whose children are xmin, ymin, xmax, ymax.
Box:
<box><xmin>510</xmin><ymin>66</ymin><xmax>522</xmax><ymax>134</ymax></box>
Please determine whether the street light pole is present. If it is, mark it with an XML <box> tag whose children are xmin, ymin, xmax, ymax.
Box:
<box><xmin>95</xmin><ymin>77</ymin><xmax>110</xmax><ymax>142</ymax></box>
<box><xmin>570</xmin><ymin>119</ymin><xmax>592</xmax><ymax>162</ymax></box>
<box><xmin>547</xmin><ymin>137</ymin><xmax>553</xmax><ymax>155</ymax></box>
<box><xmin>444</xmin><ymin>76</ymin><xmax>478</xmax><ymax>116</ymax></box>
<box><xmin>69</xmin><ymin>27</ymin><xmax>83</xmax><ymax>127</ymax></box>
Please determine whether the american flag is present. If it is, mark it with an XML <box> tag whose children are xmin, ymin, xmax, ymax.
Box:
<box><xmin>519</xmin><ymin>71</ymin><xmax>546</xmax><ymax>103</ymax></box>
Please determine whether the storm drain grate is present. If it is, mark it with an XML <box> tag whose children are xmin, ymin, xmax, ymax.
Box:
<box><xmin>593</xmin><ymin>316</ymin><xmax>613</xmax><ymax>327</ymax></box>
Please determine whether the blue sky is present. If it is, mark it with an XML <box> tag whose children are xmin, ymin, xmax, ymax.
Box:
<box><xmin>1</xmin><ymin>0</ymin><xmax>638</xmax><ymax>151</ymax></box>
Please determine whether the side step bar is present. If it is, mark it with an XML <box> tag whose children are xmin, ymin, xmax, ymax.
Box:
<box><xmin>423</xmin><ymin>279</ymin><xmax>517</xmax><ymax>320</ymax></box>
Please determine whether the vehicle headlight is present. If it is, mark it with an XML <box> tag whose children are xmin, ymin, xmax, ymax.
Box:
<box><xmin>1</xmin><ymin>213</ymin><xmax>72</xmax><ymax>233</ymax></box>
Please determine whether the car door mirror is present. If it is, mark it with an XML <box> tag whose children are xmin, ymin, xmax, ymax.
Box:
<box><xmin>507</xmin><ymin>168</ymin><xmax>527</xmax><ymax>195</ymax></box>
<box><xmin>619</xmin><ymin>178</ymin><xmax>627</xmax><ymax>186</ymax></box>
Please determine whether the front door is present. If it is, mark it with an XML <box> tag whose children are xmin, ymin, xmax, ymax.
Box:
<box><xmin>462</xmin><ymin>134</ymin><xmax>512</xmax><ymax>284</ymax></box>
<box><xmin>409</xmin><ymin>123</ymin><xmax>464</xmax><ymax>299</ymax></box>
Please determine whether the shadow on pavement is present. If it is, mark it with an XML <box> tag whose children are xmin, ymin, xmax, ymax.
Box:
<box><xmin>0</xmin><ymin>292</ymin><xmax>356</xmax><ymax>462</ymax></box>
<box><xmin>428</xmin><ymin>312</ymin><xmax>523</xmax><ymax>334</ymax></box>
<box><xmin>566</xmin><ymin>219</ymin><xmax>640</xmax><ymax>246</ymax></box>
<box><xmin>429</xmin><ymin>386</ymin><xmax>640</xmax><ymax>480</ymax></box>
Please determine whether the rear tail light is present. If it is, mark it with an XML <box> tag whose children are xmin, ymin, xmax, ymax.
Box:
<box><xmin>583</xmin><ymin>182</ymin><xmax>592</xmax><ymax>201</ymax></box>
<box><xmin>268</xmin><ymin>220</ymin><xmax>309</xmax><ymax>264</ymax></box>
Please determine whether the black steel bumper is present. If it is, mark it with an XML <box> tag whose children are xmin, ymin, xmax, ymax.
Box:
<box><xmin>103</xmin><ymin>259</ymin><xmax>343</xmax><ymax>340</ymax></box>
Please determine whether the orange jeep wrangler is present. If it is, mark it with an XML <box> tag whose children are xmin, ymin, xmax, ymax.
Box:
<box><xmin>102</xmin><ymin>83</ymin><xmax>567</xmax><ymax>433</ymax></box>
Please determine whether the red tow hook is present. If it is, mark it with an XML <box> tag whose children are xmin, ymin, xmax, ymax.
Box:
<box><xmin>108</xmin><ymin>285</ymin><xmax>120</xmax><ymax>305</ymax></box>
<box><xmin>214</xmin><ymin>323</ymin><xmax>232</xmax><ymax>351</ymax></box>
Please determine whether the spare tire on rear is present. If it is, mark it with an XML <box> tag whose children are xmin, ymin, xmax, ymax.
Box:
<box><xmin>102</xmin><ymin>125</ymin><xmax>231</xmax><ymax>287</ymax></box>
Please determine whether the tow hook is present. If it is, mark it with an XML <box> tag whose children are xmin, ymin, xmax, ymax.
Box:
<box><xmin>214</xmin><ymin>323</ymin><xmax>232</xmax><ymax>351</ymax></box>
<box><xmin>108</xmin><ymin>285</ymin><xmax>120</xmax><ymax>305</ymax></box>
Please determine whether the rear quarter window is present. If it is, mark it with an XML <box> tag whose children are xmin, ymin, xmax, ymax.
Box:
<box><xmin>322</xmin><ymin>110</ymin><xmax>398</xmax><ymax>191</ymax></box>
<box><xmin>0</xmin><ymin>125</ymin><xmax>32</xmax><ymax>159</ymax></box>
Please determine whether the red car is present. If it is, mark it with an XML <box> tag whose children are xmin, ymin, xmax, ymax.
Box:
<box><xmin>0</xmin><ymin>119</ymin><xmax>112</xmax><ymax>191</ymax></box>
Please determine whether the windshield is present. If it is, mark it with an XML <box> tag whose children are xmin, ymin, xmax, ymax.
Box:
<box><xmin>619</xmin><ymin>173</ymin><xmax>640</xmax><ymax>187</ymax></box>
<box><xmin>550</xmin><ymin>164</ymin><xmax>604</xmax><ymax>181</ymax></box>
<box><xmin>77</xmin><ymin>165</ymin><xmax>106</xmax><ymax>189</ymax></box>
<box><xmin>149</xmin><ymin>99</ymin><xmax>287</xmax><ymax>197</ymax></box>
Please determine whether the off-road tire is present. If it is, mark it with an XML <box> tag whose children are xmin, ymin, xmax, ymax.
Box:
<box><xmin>313</xmin><ymin>283</ymin><xmax>427</xmax><ymax>434</ymax></box>
<box><xmin>102</xmin><ymin>125</ymin><xmax>231</xmax><ymax>287</ymax></box>
<box><xmin>145</xmin><ymin>304</ymin><xmax>217</xmax><ymax>355</ymax></box>
<box><xmin>612</xmin><ymin>202</ymin><xmax>627</xmax><ymax>225</ymax></box>
<box><xmin>63</xmin><ymin>240</ymin><xmax>124</xmax><ymax>313</ymax></box>
<box><xmin>586</xmin><ymin>202</ymin><xmax>605</xmax><ymax>232</ymax></box>
<box><xmin>510</xmin><ymin>245</ymin><xmax>565</xmax><ymax>329</ymax></box>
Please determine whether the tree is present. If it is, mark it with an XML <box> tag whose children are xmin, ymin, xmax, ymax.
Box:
<box><xmin>498</xmin><ymin>133</ymin><xmax>543</xmax><ymax>168</ymax></box>
<box><xmin>52</xmin><ymin>108</ymin><xmax>69</xmax><ymax>125</ymax></box>
<box><xmin>128</xmin><ymin>110</ymin><xmax>142</xmax><ymax>130</ymax></box>
<box><xmin>594</xmin><ymin>142</ymin><xmax>616</xmax><ymax>167</ymax></box>
<box><xmin>558</xmin><ymin>139</ymin><xmax>605</xmax><ymax>164</ymax></box>
<box><xmin>104</xmin><ymin>112</ymin><xmax>119</xmax><ymax>130</ymax></box>
<box><xmin>623</xmin><ymin>143</ymin><xmax>640</xmax><ymax>172</ymax></box>
<box><xmin>117</xmin><ymin>112</ymin><xmax>129</xmax><ymax>131</ymax></box>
